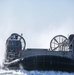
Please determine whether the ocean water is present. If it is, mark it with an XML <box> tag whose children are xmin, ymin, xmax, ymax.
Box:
<box><xmin>0</xmin><ymin>69</ymin><xmax>74</xmax><ymax>75</ymax></box>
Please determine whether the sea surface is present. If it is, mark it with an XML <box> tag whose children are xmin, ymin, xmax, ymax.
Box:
<box><xmin>0</xmin><ymin>69</ymin><xmax>74</xmax><ymax>75</ymax></box>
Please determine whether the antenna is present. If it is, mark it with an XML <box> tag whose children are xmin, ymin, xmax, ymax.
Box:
<box><xmin>21</xmin><ymin>33</ymin><xmax>23</xmax><ymax>37</ymax></box>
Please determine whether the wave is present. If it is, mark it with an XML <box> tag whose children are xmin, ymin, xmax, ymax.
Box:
<box><xmin>0</xmin><ymin>69</ymin><xmax>74</xmax><ymax>75</ymax></box>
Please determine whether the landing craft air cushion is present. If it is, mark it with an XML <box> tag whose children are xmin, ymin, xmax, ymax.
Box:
<box><xmin>3</xmin><ymin>33</ymin><xmax>74</xmax><ymax>72</ymax></box>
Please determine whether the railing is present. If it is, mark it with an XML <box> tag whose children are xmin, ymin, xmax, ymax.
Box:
<box><xmin>20</xmin><ymin>49</ymin><xmax>72</xmax><ymax>59</ymax></box>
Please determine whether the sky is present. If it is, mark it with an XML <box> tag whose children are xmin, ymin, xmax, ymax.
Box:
<box><xmin>0</xmin><ymin>0</ymin><xmax>74</xmax><ymax>65</ymax></box>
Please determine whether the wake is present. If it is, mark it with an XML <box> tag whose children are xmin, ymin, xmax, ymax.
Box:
<box><xmin>0</xmin><ymin>69</ymin><xmax>74</xmax><ymax>75</ymax></box>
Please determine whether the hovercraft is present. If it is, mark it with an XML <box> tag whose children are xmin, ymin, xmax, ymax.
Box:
<box><xmin>3</xmin><ymin>33</ymin><xmax>74</xmax><ymax>72</ymax></box>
